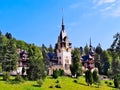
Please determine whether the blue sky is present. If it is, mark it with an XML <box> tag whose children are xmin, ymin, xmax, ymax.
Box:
<box><xmin>0</xmin><ymin>0</ymin><xmax>120</xmax><ymax>49</ymax></box>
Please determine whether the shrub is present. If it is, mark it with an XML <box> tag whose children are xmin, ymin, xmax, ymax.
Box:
<box><xmin>53</xmin><ymin>69</ymin><xmax>59</xmax><ymax>79</ymax></box>
<box><xmin>55</xmin><ymin>80</ymin><xmax>59</xmax><ymax>83</ymax></box>
<box><xmin>85</xmin><ymin>70</ymin><xmax>93</xmax><ymax>85</ymax></box>
<box><xmin>37</xmin><ymin>79</ymin><xmax>43</xmax><ymax>87</ymax></box>
<box><xmin>3</xmin><ymin>72</ymin><xmax>10</xmax><ymax>81</ymax></box>
<box><xmin>73</xmin><ymin>79</ymin><xmax>78</xmax><ymax>83</ymax></box>
<box><xmin>114</xmin><ymin>74</ymin><xmax>120</xmax><ymax>88</ymax></box>
<box><xmin>59</xmin><ymin>69</ymin><xmax>64</xmax><ymax>76</ymax></box>
<box><xmin>49</xmin><ymin>85</ymin><xmax>53</xmax><ymax>88</ymax></box>
<box><xmin>105</xmin><ymin>81</ymin><xmax>108</xmax><ymax>84</ymax></box>
<box><xmin>15</xmin><ymin>73</ymin><xmax>24</xmax><ymax>82</ymax></box>
<box><xmin>55</xmin><ymin>84</ymin><xmax>61</xmax><ymax>88</ymax></box>
<box><xmin>109</xmin><ymin>82</ymin><xmax>112</xmax><ymax>86</ymax></box>
<box><xmin>93</xmin><ymin>69</ymin><xmax>99</xmax><ymax>83</ymax></box>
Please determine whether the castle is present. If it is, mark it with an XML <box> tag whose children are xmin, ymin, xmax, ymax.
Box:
<box><xmin>81</xmin><ymin>40</ymin><xmax>95</xmax><ymax>72</ymax></box>
<box><xmin>15</xmin><ymin>18</ymin><xmax>95</xmax><ymax>76</ymax></box>
<box><xmin>48</xmin><ymin>17</ymin><xmax>96</xmax><ymax>75</ymax></box>
<box><xmin>48</xmin><ymin>17</ymin><xmax>72</xmax><ymax>75</ymax></box>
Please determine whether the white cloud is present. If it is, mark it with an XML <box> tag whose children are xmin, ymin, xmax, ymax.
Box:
<box><xmin>97</xmin><ymin>0</ymin><xmax>116</xmax><ymax>5</ymax></box>
<box><xmin>69</xmin><ymin>0</ymin><xmax>120</xmax><ymax>17</ymax></box>
<box><xmin>110</xmin><ymin>7</ymin><xmax>120</xmax><ymax>17</ymax></box>
<box><xmin>92</xmin><ymin>0</ymin><xmax>120</xmax><ymax>17</ymax></box>
<box><xmin>100</xmin><ymin>6</ymin><xmax>112</xmax><ymax>12</ymax></box>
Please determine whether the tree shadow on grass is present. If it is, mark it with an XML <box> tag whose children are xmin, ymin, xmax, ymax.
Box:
<box><xmin>7</xmin><ymin>80</ymin><xmax>21</xmax><ymax>84</ymax></box>
<box><xmin>107</xmin><ymin>85</ymin><xmax>116</xmax><ymax>89</ymax></box>
<box><xmin>6</xmin><ymin>79</ymin><xmax>24</xmax><ymax>84</ymax></box>
<box><xmin>78</xmin><ymin>82</ymin><xmax>88</xmax><ymax>86</ymax></box>
<box><xmin>33</xmin><ymin>84</ymin><xmax>40</xmax><ymax>87</ymax></box>
<box><xmin>0</xmin><ymin>79</ymin><xmax>3</xmax><ymax>81</ymax></box>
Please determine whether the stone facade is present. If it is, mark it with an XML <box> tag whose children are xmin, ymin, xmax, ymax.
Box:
<box><xmin>48</xmin><ymin>17</ymin><xmax>72</xmax><ymax>75</ymax></box>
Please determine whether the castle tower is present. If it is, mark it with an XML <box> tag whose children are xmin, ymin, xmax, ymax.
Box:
<box><xmin>81</xmin><ymin>39</ymin><xmax>95</xmax><ymax>72</ymax></box>
<box><xmin>55</xmin><ymin>17</ymin><xmax>72</xmax><ymax>74</ymax></box>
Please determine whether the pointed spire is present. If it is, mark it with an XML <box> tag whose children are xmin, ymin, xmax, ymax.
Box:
<box><xmin>62</xmin><ymin>16</ymin><xmax>64</xmax><ymax>25</ymax></box>
<box><xmin>89</xmin><ymin>37</ymin><xmax>92</xmax><ymax>47</ymax></box>
<box><xmin>62</xmin><ymin>8</ymin><xmax>65</xmax><ymax>31</ymax></box>
<box><xmin>89</xmin><ymin>38</ymin><xmax>94</xmax><ymax>55</ymax></box>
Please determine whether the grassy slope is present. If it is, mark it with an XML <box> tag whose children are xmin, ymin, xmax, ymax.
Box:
<box><xmin>0</xmin><ymin>76</ymin><xmax>117</xmax><ymax>90</ymax></box>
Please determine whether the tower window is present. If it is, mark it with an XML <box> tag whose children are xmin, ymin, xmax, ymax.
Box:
<box><xmin>59</xmin><ymin>57</ymin><xmax>61</xmax><ymax>59</ymax></box>
<box><xmin>67</xmin><ymin>48</ymin><xmax>69</xmax><ymax>52</ymax></box>
<box><xmin>59</xmin><ymin>49</ymin><xmax>61</xmax><ymax>53</ymax></box>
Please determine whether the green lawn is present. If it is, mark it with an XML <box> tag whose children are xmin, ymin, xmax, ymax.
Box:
<box><xmin>0</xmin><ymin>76</ymin><xmax>117</xmax><ymax>90</ymax></box>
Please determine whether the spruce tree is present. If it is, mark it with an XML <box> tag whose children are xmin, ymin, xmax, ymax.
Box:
<box><xmin>70</xmin><ymin>48</ymin><xmax>82</xmax><ymax>78</ymax></box>
<box><xmin>27</xmin><ymin>44</ymin><xmax>46</xmax><ymax>80</ymax></box>
<box><xmin>85</xmin><ymin>70</ymin><xmax>93</xmax><ymax>86</ymax></box>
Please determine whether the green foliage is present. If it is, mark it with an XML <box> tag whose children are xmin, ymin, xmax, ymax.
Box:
<box><xmin>114</xmin><ymin>74</ymin><xmax>120</xmax><ymax>88</ymax></box>
<box><xmin>109</xmin><ymin>82</ymin><xmax>112</xmax><ymax>86</ymax></box>
<box><xmin>3</xmin><ymin>72</ymin><xmax>10</xmax><ymax>81</ymax></box>
<box><xmin>48</xmin><ymin>44</ymin><xmax>54</xmax><ymax>53</ymax></box>
<box><xmin>27</xmin><ymin>58</ymin><xmax>46</xmax><ymax>80</ymax></box>
<box><xmin>15</xmin><ymin>73</ymin><xmax>24</xmax><ymax>82</ymax></box>
<box><xmin>2</xmin><ymin>39</ymin><xmax>18</xmax><ymax>72</ymax></box>
<box><xmin>27</xmin><ymin>44</ymin><xmax>46</xmax><ymax>80</ymax></box>
<box><xmin>41</xmin><ymin>49</ymin><xmax>49</xmax><ymax>74</ymax></box>
<box><xmin>16</xmin><ymin>40</ymin><xmax>28</xmax><ymax>50</ymax></box>
<box><xmin>55</xmin><ymin>80</ymin><xmax>59</xmax><ymax>83</ymax></box>
<box><xmin>105</xmin><ymin>81</ymin><xmax>108</xmax><ymax>84</ymax></box>
<box><xmin>93</xmin><ymin>69</ymin><xmax>99</xmax><ymax>83</ymax></box>
<box><xmin>84</xmin><ymin>44</ymin><xmax>89</xmax><ymax>55</ymax></box>
<box><xmin>79</xmin><ymin>46</ymin><xmax>84</xmax><ymax>56</ymax></box>
<box><xmin>0</xmin><ymin>76</ymin><xmax>116</xmax><ymax>90</ymax></box>
<box><xmin>5</xmin><ymin>32</ymin><xmax>12</xmax><ymax>39</ymax></box>
<box><xmin>100</xmin><ymin>51</ymin><xmax>112</xmax><ymax>75</ymax></box>
<box><xmin>59</xmin><ymin>69</ymin><xmax>64</xmax><ymax>76</ymax></box>
<box><xmin>0</xmin><ymin>63</ymin><xmax>2</xmax><ymax>72</ymax></box>
<box><xmin>55</xmin><ymin>84</ymin><xmax>61</xmax><ymax>88</ymax></box>
<box><xmin>73</xmin><ymin>79</ymin><xmax>78</xmax><ymax>83</ymax></box>
<box><xmin>70</xmin><ymin>64</ymin><xmax>75</xmax><ymax>76</ymax></box>
<box><xmin>36</xmin><ymin>79</ymin><xmax>43</xmax><ymax>87</ymax></box>
<box><xmin>70</xmin><ymin>48</ymin><xmax>82</xmax><ymax>78</ymax></box>
<box><xmin>95</xmin><ymin>43</ymin><xmax>102</xmax><ymax>55</ymax></box>
<box><xmin>52</xmin><ymin>69</ymin><xmax>64</xmax><ymax>79</ymax></box>
<box><xmin>85</xmin><ymin>70</ymin><xmax>93</xmax><ymax>86</ymax></box>
<box><xmin>49</xmin><ymin>85</ymin><xmax>53</xmax><ymax>88</ymax></box>
<box><xmin>112</xmin><ymin>55</ymin><xmax>120</xmax><ymax>75</ymax></box>
<box><xmin>110</xmin><ymin>32</ymin><xmax>120</xmax><ymax>54</ymax></box>
<box><xmin>53</xmin><ymin>69</ymin><xmax>59</xmax><ymax>79</ymax></box>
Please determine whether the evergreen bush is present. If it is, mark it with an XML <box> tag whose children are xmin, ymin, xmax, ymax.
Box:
<box><xmin>105</xmin><ymin>81</ymin><xmax>108</xmax><ymax>84</ymax></box>
<box><xmin>73</xmin><ymin>79</ymin><xmax>78</xmax><ymax>83</ymax></box>
<box><xmin>109</xmin><ymin>82</ymin><xmax>112</xmax><ymax>86</ymax></box>
<box><xmin>49</xmin><ymin>85</ymin><xmax>53</xmax><ymax>88</ymax></box>
<box><xmin>3</xmin><ymin>72</ymin><xmax>10</xmax><ymax>81</ymax></box>
<box><xmin>55</xmin><ymin>80</ymin><xmax>59</xmax><ymax>83</ymax></box>
<box><xmin>37</xmin><ymin>79</ymin><xmax>43</xmax><ymax>87</ymax></box>
<box><xmin>55</xmin><ymin>84</ymin><xmax>61</xmax><ymax>88</ymax></box>
<box><xmin>53</xmin><ymin>69</ymin><xmax>59</xmax><ymax>79</ymax></box>
<box><xmin>15</xmin><ymin>73</ymin><xmax>24</xmax><ymax>82</ymax></box>
<box><xmin>114</xmin><ymin>74</ymin><xmax>120</xmax><ymax>88</ymax></box>
<box><xmin>93</xmin><ymin>69</ymin><xmax>99</xmax><ymax>83</ymax></box>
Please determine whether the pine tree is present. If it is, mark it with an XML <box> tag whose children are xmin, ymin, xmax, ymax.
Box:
<box><xmin>85</xmin><ymin>70</ymin><xmax>93</xmax><ymax>86</ymax></box>
<box><xmin>93</xmin><ymin>69</ymin><xmax>99</xmax><ymax>83</ymax></box>
<box><xmin>48</xmin><ymin>44</ymin><xmax>54</xmax><ymax>53</ymax></box>
<box><xmin>27</xmin><ymin>44</ymin><xmax>46</xmax><ymax>80</ymax></box>
<box><xmin>2</xmin><ymin>39</ymin><xmax>18</xmax><ymax>72</ymax></box>
<box><xmin>70</xmin><ymin>48</ymin><xmax>82</xmax><ymax>78</ymax></box>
